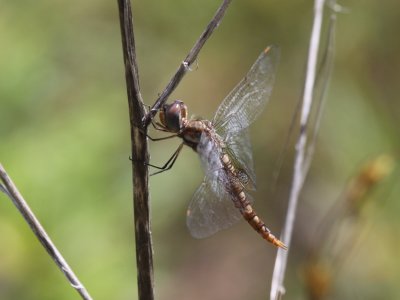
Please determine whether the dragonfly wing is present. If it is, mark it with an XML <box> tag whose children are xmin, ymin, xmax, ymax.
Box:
<box><xmin>186</xmin><ymin>177</ymin><xmax>242</xmax><ymax>239</ymax></box>
<box><xmin>197</xmin><ymin>131</ymin><xmax>225</xmax><ymax>194</ymax></box>
<box><xmin>225</xmin><ymin>128</ymin><xmax>256</xmax><ymax>190</ymax></box>
<box><xmin>213</xmin><ymin>46</ymin><xmax>279</xmax><ymax>137</ymax></box>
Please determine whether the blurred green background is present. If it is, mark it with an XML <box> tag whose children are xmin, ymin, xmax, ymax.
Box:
<box><xmin>0</xmin><ymin>1</ymin><xmax>399</xmax><ymax>299</ymax></box>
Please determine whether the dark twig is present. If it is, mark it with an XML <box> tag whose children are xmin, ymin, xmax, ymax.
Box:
<box><xmin>117</xmin><ymin>0</ymin><xmax>232</xmax><ymax>298</ymax></box>
<box><xmin>0</xmin><ymin>164</ymin><xmax>92</xmax><ymax>300</ymax></box>
<box><xmin>117</xmin><ymin>1</ymin><xmax>154</xmax><ymax>300</ymax></box>
<box><xmin>143</xmin><ymin>0</ymin><xmax>232</xmax><ymax>126</ymax></box>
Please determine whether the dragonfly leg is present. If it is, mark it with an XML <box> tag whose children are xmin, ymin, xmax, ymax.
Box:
<box><xmin>146</xmin><ymin>119</ymin><xmax>178</xmax><ymax>140</ymax></box>
<box><xmin>150</xmin><ymin>119</ymin><xmax>169</xmax><ymax>132</ymax></box>
<box><xmin>130</xmin><ymin>126</ymin><xmax>174</xmax><ymax>142</ymax></box>
<box><xmin>148</xmin><ymin>143</ymin><xmax>184</xmax><ymax>176</ymax></box>
<box><xmin>134</xmin><ymin>111</ymin><xmax>169</xmax><ymax>137</ymax></box>
<box><xmin>142</xmin><ymin>104</ymin><xmax>159</xmax><ymax>126</ymax></box>
<box><xmin>147</xmin><ymin>134</ymin><xmax>178</xmax><ymax>141</ymax></box>
<box><xmin>128</xmin><ymin>155</ymin><xmax>147</xmax><ymax>168</ymax></box>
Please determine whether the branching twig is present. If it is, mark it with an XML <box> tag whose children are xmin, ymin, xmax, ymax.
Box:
<box><xmin>0</xmin><ymin>164</ymin><xmax>93</xmax><ymax>300</ymax></box>
<box><xmin>117</xmin><ymin>1</ymin><xmax>153</xmax><ymax>299</ymax></box>
<box><xmin>270</xmin><ymin>0</ymin><xmax>328</xmax><ymax>299</ymax></box>
<box><xmin>117</xmin><ymin>1</ymin><xmax>232</xmax><ymax>299</ymax></box>
<box><xmin>143</xmin><ymin>0</ymin><xmax>232</xmax><ymax>126</ymax></box>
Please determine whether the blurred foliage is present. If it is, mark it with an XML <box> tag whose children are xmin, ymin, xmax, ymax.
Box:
<box><xmin>0</xmin><ymin>1</ymin><xmax>399</xmax><ymax>299</ymax></box>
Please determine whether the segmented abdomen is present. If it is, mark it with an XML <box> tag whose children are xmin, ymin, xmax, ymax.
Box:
<box><xmin>194</xmin><ymin>125</ymin><xmax>286</xmax><ymax>249</ymax></box>
<box><xmin>221</xmin><ymin>152</ymin><xmax>287</xmax><ymax>249</ymax></box>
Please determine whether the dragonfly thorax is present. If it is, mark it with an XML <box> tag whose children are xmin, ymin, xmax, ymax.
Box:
<box><xmin>159</xmin><ymin>100</ymin><xmax>188</xmax><ymax>133</ymax></box>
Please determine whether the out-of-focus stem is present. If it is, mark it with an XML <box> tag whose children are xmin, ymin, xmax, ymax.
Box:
<box><xmin>270</xmin><ymin>1</ymin><xmax>327</xmax><ymax>299</ymax></box>
<box><xmin>0</xmin><ymin>164</ymin><xmax>93</xmax><ymax>300</ymax></box>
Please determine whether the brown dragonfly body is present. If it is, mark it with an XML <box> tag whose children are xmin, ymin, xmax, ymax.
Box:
<box><xmin>155</xmin><ymin>46</ymin><xmax>286</xmax><ymax>249</ymax></box>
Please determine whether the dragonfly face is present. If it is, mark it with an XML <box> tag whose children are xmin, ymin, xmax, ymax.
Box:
<box><xmin>159</xmin><ymin>100</ymin><xmax>188</xmax><ymax>133</ymax></box>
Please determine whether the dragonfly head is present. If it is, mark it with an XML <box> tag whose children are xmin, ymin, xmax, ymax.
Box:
<box><xmin>159</xmin><ymin>100</ymin><xmax>188</xmax><ymax>133</ymax></box>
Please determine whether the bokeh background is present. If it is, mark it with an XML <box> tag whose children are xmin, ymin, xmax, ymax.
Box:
<box><xmin>1</xmin><ymin>1</ymin><xmax>399</xmax><ymax>299</ymax></box>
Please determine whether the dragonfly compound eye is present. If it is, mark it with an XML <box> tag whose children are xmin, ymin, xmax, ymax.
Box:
<box><xmin>161</xmin><ymin>100</ymin><xmax>188</xmax><ymax>133</ymax></box>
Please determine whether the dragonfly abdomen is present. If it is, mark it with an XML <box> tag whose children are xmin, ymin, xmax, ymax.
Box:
<box><xmin>221</xmin><ymin>153</ymin><xmax>250</xmax><ymax>206</ymax></box>
<box><xmin>221</xmin><ymin>153</ymin><xmax>287</xmax><ymax>249</ymax></box>
<box><xmin>241</xmin><ymin>204</ymin><xmax>287</xmax><ymax>249</ymax></box>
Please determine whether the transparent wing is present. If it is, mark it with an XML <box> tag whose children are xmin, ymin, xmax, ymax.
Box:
<box><xmin>196</xmin><ymin>131</ymin><xmax>225</xmax><ymax>193</ymax></box>
<box><xmin>186</xmin><ymin>177</ymin><xmax>242</xmax><ymax>238</ymax></box>
<box><xmin>189</xmin><ymin>132</ymin><xmax>244</xmax><ymax>238</ymax></box>
<box><xmin>197</xmin><ymin>125</ymin><xmax>256</xmax><ymax>192</ymax></box>
<box><xmin>225</xmin><ymin>128</ymin><xmax>256</xmax><ymax>190</ymax></box>
<box><xmin>213</xmin><ymin>46</ymin><xmax>280</xmax><ymax>137</ymax></box>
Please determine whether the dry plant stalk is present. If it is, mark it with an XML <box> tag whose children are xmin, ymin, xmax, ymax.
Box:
<box><xmin>117</xmin><ymin>0</ymin><xmax>232</xmax><ymax>299</ymax></box>
<box><xmin>117</xmin><ymin>1</ymin><xmax>153</xmax><ymax>299</ymax></box>
<box><xmin>0</xmin><ymin>164</ymin><xmax>93</xmax><ymax>300</ymax></box>
<box><xmin>270</xmin><ymin>0</ymin><xmax>338</xmax><ymax>299</ymax></box>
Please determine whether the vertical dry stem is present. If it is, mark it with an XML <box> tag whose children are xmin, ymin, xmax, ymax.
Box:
<box><xmin>270</xmin><ymin>0</ymin><xmax>327</xmax><ymax>299</ymax></box>
<box><xmin>117</xmin><ymin>1</ymin><xmax>153</xmax><ymax>299</ymax></box>
<box><xmin>116</xmin><ymin>1</ymin><xmax>232</xmax><ymax>299</ymax></box>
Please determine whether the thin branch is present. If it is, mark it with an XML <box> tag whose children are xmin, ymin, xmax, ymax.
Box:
<box><xmin>116</xmin><ymin>1</ymin><xmax>154</xmax><ymax>300</ymax></box>
<box><xmin>0</xmin><ymin>164</ymin><xmax>92</xmax><ymax>300</ymax></box>
<box><xmin>143</xmin><ymin>0</ymin><xmax>232</xmax><ymax>126</ymax></box>
<box><xmin>270</xmin><ymin>0</ymin><xmax>328</xmax><ymax>299</ymax></box>
<box><xmin>117</xmin><ymin>0</ymin><xmax>233</xmax><ymax>298</ymax></box>
<box><xmin>303</xmin><ymin>11</ymin><xmax>337</xmax><ymax>172</ymax></box>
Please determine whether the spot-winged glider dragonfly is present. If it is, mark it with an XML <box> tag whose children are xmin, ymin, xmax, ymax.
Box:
<box><xmin>150</xmin><ymin>46</ymin><xmax>286</xmax><ymax>249</ymax></box>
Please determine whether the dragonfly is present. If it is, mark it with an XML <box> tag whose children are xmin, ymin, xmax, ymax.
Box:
<box><xmin>150</xmin><ymin>46</ymin><xmax>286</xmax><ymax>249</ymax></box>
